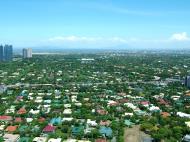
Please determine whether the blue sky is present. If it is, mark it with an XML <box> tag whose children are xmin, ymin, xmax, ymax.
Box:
<box><xmin>0</xmin><ymin>0</ymin><xmax>190</xmax><ymax>49</ymax></box>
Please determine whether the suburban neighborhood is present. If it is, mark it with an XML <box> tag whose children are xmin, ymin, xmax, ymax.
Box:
<box><xmin>0</xmin><ymin>52</ymin><xmax>190</xmax><ymax>141</ymax></box>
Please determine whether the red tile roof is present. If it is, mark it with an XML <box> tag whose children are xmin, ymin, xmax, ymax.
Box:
<box><xmin>109</xmin><ymin>102</ymin><xmax>119</xmax><ymax>106</ymax></box>
<box><xmin>38</xmin><ymin>117</ymin><xmax>45</xmax><ymax>123</ymax></box>
<box><xmin>43</xmin><ymin>125</ymin><xmax>55</xmax><ymax>132</ymax></box>
<box><xmin>0</xmin><ymin>115</ymin><xmax>12</xmax><ymax>121</ymax></box>
<box><xmin>6</xmin><ymin>126</ymin><xmax>18</xmax><ymax>132</ymax></box>
<box><xmin>158</xmin><ymin>99</ymin><xmax>169</xmax><ymax>105</ymax></box>
<box><xmin>100</xmin><ymin>120</ymin><xmax>111</xmax><ymax>126</ymax></box>
<box><xmin>97</xmin><ymin>109</ymin><xmax>108</xmax><ymax>115</ymax></box>
<box><xmin>17</xmin><ymin>108</ymin><xmax>27</xmax><ymax>114</ymax></box>
<box><xmin>95</xmin><ymin>138</ymin><xmax>107</xmax><ymax>142</ymax></box>
<box><xmin>119</xmin><ymin>99</ymin><xmax>128</xmax><ymax>103</ymax></box>
<box><xmin>161</xmin><ymin>112</ymin><xmax>171</xmax><ymax>118</ymax></box>
<box><xmin>14</xmin><ymin>117</ymin><xmax>22</xmax><ymax>123</ymax></box>
<box><xmin>140</xmin><ymin>101</ymin><xmax>149</xmax><ymax>105</ymax></box>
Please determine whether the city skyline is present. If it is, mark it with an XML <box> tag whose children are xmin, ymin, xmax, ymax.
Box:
<box><xmin>0</xmin><ymin>0</ymin><xmax>190</xmax><ymax>49</ymax></box>
<box><xmin>0</xmin><ymin>44</ymin><xmax>13</xmax><ymax>61</ymax></box>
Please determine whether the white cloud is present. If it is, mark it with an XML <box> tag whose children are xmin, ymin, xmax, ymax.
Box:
<box><xmin>48</xmin><ymin>36</ymin><xmax>128</xmax><ymax>43</ymax></box>
<box><xmin>45</xmin><ymin>33</ymin><xmax>190</xmax><ymax>49</ymax></box>
<box><xmin>170</xmin><ymin>32</ymin><xmax>190</xmax><ymax>41</ymax></box>
<box><xmin>46</xmin><ymin>36</ymin><xmax>129</xmax><ymax>48</ymax></box>
<box><xmin>49</xmin><ymin>36</ymin><xmax>99</xmax><ymax>42</ymax></box>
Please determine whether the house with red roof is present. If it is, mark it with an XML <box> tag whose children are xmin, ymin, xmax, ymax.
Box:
<box><xmin>100</xmin><ymin>120</ymin><xmax>111</xmax><ymax>126</ymax></box>
<box><xmin>161</xmin><ymin>112</ymin><xmax>171</xmax><ymax>118</ymax></box>
<box><xmin>119</xmin><ymin>99</ymin><xmax>128</xmax><ymax>103</ymax></box>
<box><xmin>0</xmin><ymin>115</ymin><xmax>12</xmax><ymax>121</ymax></box>
<box><xmin>95</xmin><ymin>138</ymin><xmax>107</xmax><ymax>142</ymax></box>
<box><xmin>6</xmin><ymin>125</ymin><xmax>18</xmax><ymax>133</ymax></box>
<box><xmin>38</xmin><ymin>117</ymin><xmax>45</xmax><ymax>123</ymax></box>
<box><xmin>17</xmin><ymin>108</ymin><xmax>27</xmax><ymax>114</ymax></box>
<box><xmin>43</xmin><ymin>125</ymin><xmax>55</xmax><ymax>133</ymax></box>
<box><xmin>140</xmin><ymin>101</ymin><xmax>150</xmax><ymax>107</ymax></box>
<box><xmin>158</xmin><ymin>98</ymin><xmax>169</xmax><ymax>106</ymax></box>
<box><xmin>97</xmin><ymin>109</ymin><xmax>108</xmax><ymax>115</ymax></box>
<box><xmin>14</xmin><ymin>117</ymin><xmax>22</xmax><ymax>123</ymax></box>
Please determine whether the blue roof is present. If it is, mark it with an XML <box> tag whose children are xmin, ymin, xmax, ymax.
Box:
<box><xmin>20</xmin><ymin>90</ymin><xmax>28</xmax><ymax>96</ymax></box>
<box><xmin>124</xmin><ymin>119</ymin><xmax>135</xmax><ymax>126</ymax></box>
<box><xmin>72</xmin><ymin>126</ymin><xmax>84</xmax><ymax>135</ymax></box>
<box><xmin>99</xmin><ymin>126</ymin><xmax>113</xmax><ymax>137</ymax></box>
<box><xmin>50</xmin><ymin>117</ymin><xmax>62</xmax><ymax>125</ymax></box>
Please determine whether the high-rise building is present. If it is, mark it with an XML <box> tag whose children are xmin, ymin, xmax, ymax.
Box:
<box><xmin>23</xmin><ymin>48</ymin><xmax>27</xmax><ymax>58</ymax></box>
<box><xmin>23</xmin><ymin>48</ymin><xmax>32</xmax><ymax>58</ymax></box>
<box><xmin>4</xmin><ymin>45</ymin><xmax>13</xmax><ymax>61</ymax></box>
<box><xmin>185</xmin><ymin>76</ymin><xmax>190</xmax><ymax>88</ymax></box>
<box><xmin>0</xmin><ymin>45</ymin><xmax>3</xmax><ymax>61</ymax></box>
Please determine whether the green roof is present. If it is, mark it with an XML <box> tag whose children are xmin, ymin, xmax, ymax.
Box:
<box><xmin>19</xmin><ymin>125</ymin><xmax>28</xmax><ymax>132</ymax></box>
<box><xmin>124</xmin><ymin>119</ymin><xmax>135</xmax><ymax>126</ymax></box>
<box><xmin>19</xmin><ymin>137</ymin><xmax>30</xmax><ymax>142</ymax></box>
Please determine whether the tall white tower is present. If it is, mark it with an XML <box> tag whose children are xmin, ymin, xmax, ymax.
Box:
<box><xmin>23</xmin><ymin>48</ymin><xmax>32</xmax><ymax>58</ymax></box>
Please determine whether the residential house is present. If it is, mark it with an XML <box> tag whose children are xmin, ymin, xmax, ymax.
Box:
<box><xmin>182</xmin><ymin>134</ymin><xmax>190</xmax><ymax>142</ymax></box>
<box><xmin>87</xmin><ymin>119</ymin><xmax>97</xmax><ymax>127</ymax></box>
<box><xmin>0</xmin><ymin>125</ymin><xmax>5</xmax><ymax>131</ymax></box>
<box><xmin>50</xmin><ymin>117</ymin><xmax>62</xmax><ymax>125</ymax></box>
<box><xmin>99</xmin><ymin>126</ymin><xmax>113</xmax><ymax>137</ymax></box>
<box><xmin>19</xmin><ymin>137</ymin><xmax>30</xmax><ymax>142</ymax></box>
<box><xmin>3</xmin><ymin>134</ymin><xmax>20</xmax><ymax>142</ymax></box>
<box><xmin>63</xmin><ymin>109</ymin><xmax>72</xmax><ymax>115</ymax></box>
<box><xmin>43</xmin><ymin>125</ymin><xmax>56</xmax><ymax>133</ymax></box>
<box><xmin>26</xmin><ymin>118</ymin><xmax>33</xmax><ymax>123</ymax></box>
<box><xmin>0</xmin><ymin>115</ymin><xmax>12</xmax><ymax>121</ymax></box>
<box><xmin>177</xmin><ymin>112</ymin><xmax>190</xmax><ymax>118</ymax></box>
<box><xmin>48</xmin><ymin>138</ymin><xmax>62</xmax><ymax>142</ymax></box>
<box><xmin>17</xmin><ymin>108</ymin><xmax>27</xmax><ymax>115</ymax></box>
<box><xmin>14</xmin><ymin>117</ymin><xmax>22</xmax><ymax>123</ymax></box>
<box><xmin>95</xmin><ymin>139</ymin><xmax>107</xmax><ymax>142</ymax></box>
<box><xmin>33</xmin><ymin>137</ymin><xmax>47</xmax><ymax>142</ymax></box>
<box><xmin>29</xmin><ymin>109</ymin><xmax>40</xmax><ymax>115</ymax></box>
<box><xmin>72</xmin><ymin>126</ymin><xmax>84</xmax><ymax>135</ymax></box>
<box><xmin>100</xmin><ymin>120</ymin><xmax>111</xmax><ymax>126</ymax></box>
<box><xmin>161</xmin><ymin>112</ymin><xmax>170</xmax><ymax>118</ymax></box>
<box><xmin>185</xmin><ymin>121</ymin><xmax>190</xmax><ymax>128</ymax></box>
<box><xmin>124</xmin><ymin>119</ymin><xmax>135</xmax><ymax>127</ymax></box>
<box><xmin>62</xmin><ymin>117</ymin><xmax>73</xmax><ymax>122</ymax></box>
<box><xmin>6</xmin><ymin>126</ymin><xmax>18</xmax><ymax>133</ymax></box>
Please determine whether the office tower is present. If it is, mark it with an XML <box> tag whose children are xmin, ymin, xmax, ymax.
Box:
<box><xmin>185</xmin><ymin>76</ymin><xmax>190</xmax><ymax>89</ymax></box>
<box><xmin>4</xmin><ymin>45</ymin><xmax>13</xmax><ymax>61</ymax></box>
<box><xmin>23</xmin><ymin>48</ymin><xmax>27</xmax><ymax>58</ymax></box>
<box><xmin>27</xmin><ymin>48</ymin><xmax>32</xmax><ymax>58</ymax></box>
<box><xmin>23</xmin><ymin>48</ymin><xmax>32</xmax><ymax>58</ymax></box>
<box><xmin>0</xmin><ymin>45</ymin><xmax>3</xmax><ymax>61</ymax></box>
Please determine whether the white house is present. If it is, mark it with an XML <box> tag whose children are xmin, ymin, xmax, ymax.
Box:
<box><xmin>3</xmin><ymin>134</ymin><xmax>20</xmax><ymax>142</ymax></box>
<box><xmin>48</xmin><ymin>138</ymin><xmax>62</xmax><ymax>142</ymax></box>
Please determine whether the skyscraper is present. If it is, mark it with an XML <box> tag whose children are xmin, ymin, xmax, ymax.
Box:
<box><xmin>23</xmin><ymin>48</ymin><xmax>27</xmax><ymax>58</ymax></box>
<box><xmin>23</xmin><ymin>48</ymin><xmax>32</xmax><ymax>58</ymax></box>
<box><xmin>185</xmin><ymin>76</ymin><xmax>190</xmax><ymax>89</ymax></box>
<box><xmin>4</xmin><ymin>45</ymin><xmax>13</xmax><ymax>61</ymax></box>
<box><xmin>0</xmin><ymin>45</ymin><xmax>3</xmax><ymax>61</ymax></box>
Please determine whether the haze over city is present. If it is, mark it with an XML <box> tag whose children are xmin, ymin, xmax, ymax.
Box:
<box><xmin>1</xmin><ymin>0</ymin><xmax>190</xmax><ymax>50</ymax></box>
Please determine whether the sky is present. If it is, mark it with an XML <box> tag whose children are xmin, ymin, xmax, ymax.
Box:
<box><xmin>0</xmin><ymin>0</ymin><xmax>190</xmax><ymax>49</ymax></box>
